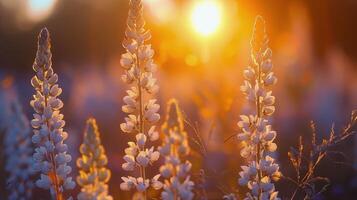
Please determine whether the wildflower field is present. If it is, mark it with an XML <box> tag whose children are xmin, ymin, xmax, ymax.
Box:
<box><xmin>0</xmin><ymin>0</ymin><xmax>356</xmax><ymax>200</ymax></box>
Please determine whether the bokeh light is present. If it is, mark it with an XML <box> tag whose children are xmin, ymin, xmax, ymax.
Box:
<box><xmin>26</xmin><ymin>0</ymin><xmax>57</xmax><ymax>22</ymax></box>
<box><xmin>191</xmin><ymin>0</ymin><xmax>221</xmax><ymax>36</ymax></box>
<box><xmin>143</xmin><ymin>0</ymin><xmax>175</xmax><ymax>24</ymax></box>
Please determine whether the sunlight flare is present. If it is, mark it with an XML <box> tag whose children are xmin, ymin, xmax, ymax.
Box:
<box><xmin>27</xmin><ymin>0</ymin><xmax>56</xmax><ymax>22</ymax></box>
<box><xmin>191</xmin><ymin>0</ymin><xmax>221</xmax><ymax>36</ymax></box>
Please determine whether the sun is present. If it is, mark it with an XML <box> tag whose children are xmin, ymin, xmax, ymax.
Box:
<box><xmin>191</xmin><ymin>1</ymin><xmax>221</xmax><ymax>36</ymax></box>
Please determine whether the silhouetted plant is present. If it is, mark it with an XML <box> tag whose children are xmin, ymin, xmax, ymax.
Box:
<box><xmin>286</xmin><ymin>110</ymin><xmax>356</xmax><ymax>200</ymax></box>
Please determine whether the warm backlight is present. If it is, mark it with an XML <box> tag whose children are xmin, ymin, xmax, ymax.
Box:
<box><xmin>191</xmin><ymin>1</ymin><xmax>221</xmax><ymax>36</ymax></box>
<box><xmin>27</xmin><ymin>0</ymin><xmax>56</xmax><ymax>22</ymax></box>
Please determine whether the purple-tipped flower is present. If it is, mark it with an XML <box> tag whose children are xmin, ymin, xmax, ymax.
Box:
<box><xmin>236</xmin><ymin>16</ymin><xmax>281</xmax><ymax>200</ymax></box>
<box><xmin>76</xmin><ymin>118</ymin><xmax>112</xmax><ymax>200</ymax></box>
<box><xmin>30</xmin><ymin>28</ymin><xmax>75</xmax><ymax>200</ymax></box>
<box><xmin>119</xmin><ymin>0</ymin><xmax>162</xmax><ymax>198</ymax></box>
<box><xmin>159</xmin><ymin>99</ymin><xmax>194</xmax><ymax>200</ymax></box>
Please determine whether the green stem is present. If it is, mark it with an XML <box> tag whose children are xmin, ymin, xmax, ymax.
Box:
<box><xmin>255</xmin><ymin>57</ymin><xmax>263</xmax><ymax>200</ymax></box>
<box><xmin>136</xmin><ymin>48</ymin><xmax>147</xmax><ymax>200</ymax></box>
<box><xmin>41</xmin><ymin>67</ymin><xmax>62</xmax><ymax>200</ymax></box>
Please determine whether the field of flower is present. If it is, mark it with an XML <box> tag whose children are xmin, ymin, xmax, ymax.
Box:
<box><xmin>0</xmin><ymin>0</ymin><xmax>356</xmax><ymax>200</ymax></box>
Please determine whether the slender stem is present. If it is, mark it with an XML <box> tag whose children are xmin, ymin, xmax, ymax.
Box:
<box><xmin>172</xmin><ymin>143</ymin><xmax>178</xmax><ymax>200</ymax></box>
<box><xmin>91</xmin><ymin>158</ymin><xmax>99</xmax><ymax>197</ymax></box>
<box><xmin>136</xmin><ymin>48</ymin><xmax>147</xmax><ymax>200</ymax></box>
<box><xmin>42</xmin><ymin>67</ymin><xmax>62</xmax><ymax>200</ymax></box>
<box><xmin>255</xmin><ymin>56</ymin><xmax>263</xmax><ymax>200</ymax></box>
<box><xmin>137</xmin><ymin>54</ymin><xmax>145</xmax><ymax>134</ymax></box>
<box><xmin>301</xmin><ymin>153</ymin><xmax>325</xmax><ymax>183</ymax></box>
<box><xmin>290</xmin><ymin>188</ymin><xmax>298</xmax><ymax>200</ymax></box>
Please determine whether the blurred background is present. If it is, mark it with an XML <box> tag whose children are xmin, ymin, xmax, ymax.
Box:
<box><xmin>0</xmin><ymin>0</ymin><xmax>356</xmax><ymax>199</ymax></box>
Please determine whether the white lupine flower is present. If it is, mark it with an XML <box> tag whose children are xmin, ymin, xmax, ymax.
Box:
<box><xmin>236</xmin><ymin>16</ymin><xmax>281</xmax><ymax>200</ymax></box>
<box><xmin>136</xmin><ymin>133</ymin><xmax>147</xmax><ymax>148</ymax></box>
<box><xmin>136</xmin><ymin>151</ymin><xmax>150</xmax><ymax>167</ymax></box>
<box><xmin>125</xmin><ymin>142</ymin><xmax>138</xmax><ymax>156</ymax></box>
<box><xmin>151</xmin><ymin>174</ymin><xmax>164</xmax><ymax>190</ymax></box>
<box><xmin>30</xmin><ymin>28</ymin><xmax>75</xmax><ymax>200</ymax></box>
<box><xmin>148</xmin><ymin>126</ymin><xmax>159</xmax><ymax>141</ymax></box>
<box><xmin>120</xmin><ymin>0</ymin><xmax>162</xmax><ymax>197</ymax></box>
<box><xmin>120</xmin><ymin>176</ymin><xmax>137</xmax><ymax>191</ymax></box>
<box><xmin>223</xmin><ymin>193</ymin><xmax>238</xmax><ymax>200</ymax></box>
<box><xmin>146</xmin><ymin>147</ymin><xmax>160</xmax><ymax>162</ymax></box>
<box><xmin>2</xmin><ymin>96</ymin><xmax>34</xmax><ymax>200</ymax></box>
<box><xmin>123</xmin><ymin>155</ymin><xmax>136</xmax><ymax>171</ymax></box>
<box><xmin>159</xmin><ymin>99</ymin><xmax>194</xmax><ymax>200</ymax></box>
<box><xmin>76</xmin><ymin>118</ymin><xmax>113</xmax><ymax>200</ymax></box>
<box><xmin>136</xmin><ymin>177</ymin><xmax>150</xmax><ymax>192</ymax></box>
<box><xmin>37</xmin><ymin>174</ymin><xmax>52</xmax><ymax>189</ymax></box>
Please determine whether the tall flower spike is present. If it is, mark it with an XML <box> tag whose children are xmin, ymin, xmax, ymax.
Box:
<box><xmin>30</xmin><ymin>28</ymin><xmax>75</xmax><ymax>200</ymax></box>
<box><xmin>159</xmin><ymin>99</ymin><xmax>194</xmax><ymax>200</ymax></box>
<box><xmin>4</xmin><ymin>99</ymin><xmax>34</xmax><ymax>200</ymax></box>
<box><xmin>119</xmin><ymin>0</ymin><xmax>162</xmax><ymax>198</ymax></box>
<box><xmin>77</xmin><ymin>118</ymin><xmax>113</xmax><ymax>200</ymax></box>
<box><xmin>237</xmin><ymin>16</ymin><xmax>281</xmax><ymax>200</ymax></box>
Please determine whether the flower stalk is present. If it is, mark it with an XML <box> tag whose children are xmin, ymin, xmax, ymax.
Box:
<box><xmin>159</xmin><ymin>99</ymin><xmax>194</xmax><ymax>200</ymax></box>
<box><xmin>4</xmin><ymin>98</ymin><xmax>34</xmax><ymax>200</ymax></box>
<box><xmin>119</xmin><ymin>0</ymin><xmax>162</xmax><ymax>198</ymax></box>
<box><xmin>77</xmin><ymin>118</ymin><xmax>112</xmax><ymax>200</ymax></box>
<box><xmin>237</xmin><ymin>16</ymin><xmax>281</xmax><ymax>200</ymax></box>
<box><xmin>30</xmin><ymin>28</ymin><xmax>75</xmax><ymax>200</ymax></box>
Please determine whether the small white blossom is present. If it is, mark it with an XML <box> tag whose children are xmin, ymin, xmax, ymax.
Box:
<box><xmin>122</xmin><ymin>155</ymin><xmax>136</xmax><ymax>171</ymax></box>
<box><xmin>136</xmin><ymin>151</ymin><xmax>150</xmax><ymax>167</ymax></box>
<box><xmin>120</xmin><ymin>176</ymin><xmax>137</xmax><ymax>191</ymax></box>
<box><xmin>76</xmin><ymin>118</ymin><xmax>113</xmax><ymax>200</ymax></box>
<box><xmin>125</xmin><ymin>142</ymin><xmax>138</xmax><ymax>156</ymax></box>
<box><xmin>136</xmin><ymin>177</ymin><xmax>150</xmax><ymax>192</ymax></box>
<box><xmin>36</xmin><ymin>174</ymin><xmax>52</xmax><ymax>189</ymax></box>
<box><xmin>136</xmin><ymin>133</ymin><xmax>147</xmax><ymax>148</ymax></box>
<box><xmin>148</xmin><ymin>126</ymin><xmax>159</xmax><ymax>141</ymax></box>
<box><xmin>159</xmin><ymin>99</ymin><xmax>194</xmax><ymax>200</ymax></box>
<box><xmin>151</xmin><ymin>174</ymin><xmax>163</xmax><ymax>190</ymax></box>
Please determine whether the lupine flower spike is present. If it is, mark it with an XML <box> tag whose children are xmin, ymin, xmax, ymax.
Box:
<box><xmin>159</xmin><ymin>99</ymin><xmax>194</xmax><ymax>200</ymax></box>
<box><xmin>30</xmin><ymin>28</ymin><xmax>75</xmax><ymax>200</ymax></box>
<box><xmin>119</xmin><ymin>0</ymin><xmax>162</xmax><ymax>198</ymax></box>
<box><xmin>237</xmin><ymin>16</ymin><xmax>281</xmax><ymax>200</ymax></box>
<box><xmin>4</xmin><ymin>99</ymin><xmax>34</xmax><ymax>200</ymax></box>
<box><xmin>77</xmin><ymin>118</ymin><xmax>113</xmax><ymax>200</ymax></box>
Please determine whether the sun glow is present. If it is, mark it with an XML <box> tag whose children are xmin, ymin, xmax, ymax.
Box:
<box><xmin>191</xmin><ymin>1</ymin><xmax>221</xmax><ymax>36</ymax></box>
<box><xmin>27</xmin><ymin>0</ymin><xmax>57</xmax><ymax>22</ymax></box>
